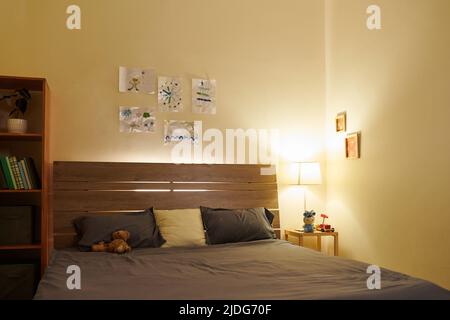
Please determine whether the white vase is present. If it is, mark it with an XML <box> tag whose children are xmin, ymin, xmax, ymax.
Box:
<box><xmin>7</xmin><ymin>118</ymin><xmax>28</xmax><ymax>134</ymax></box>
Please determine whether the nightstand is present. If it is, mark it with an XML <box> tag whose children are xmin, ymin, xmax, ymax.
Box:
<box><xmin>284</xmin><ymin>229</ymin><xmax>339</xmax><ymax>256</ymax></box>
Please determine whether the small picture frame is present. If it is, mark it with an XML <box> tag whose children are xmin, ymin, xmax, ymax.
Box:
<box><xmin>336</xmin><ymin>112</ymin><xmax>346</xmax><ymax>132</ymax></box>
<box><xmin>346</xmin><ymin>132</ymin><xmax>360</xmax><ymax>159</ymax></box>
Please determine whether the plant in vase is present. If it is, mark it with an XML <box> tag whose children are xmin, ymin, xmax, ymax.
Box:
<box><xmin>0</xmin><ymin>88</ymin><xmax>31</xmax><ymax>134</ymax></box>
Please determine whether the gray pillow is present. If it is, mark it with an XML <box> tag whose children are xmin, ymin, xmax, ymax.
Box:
<box><xmin>200</xmin><ymin>207</ymin><xmax>276</xmax><ymax>245</ymax></box>
<box><xmin>74</xmin><ymin>208</ymin><xmax>165</xmax><ymax>251</ymax></box>
<box><xmin>264</xmin><ymin>208</ymin><xmax>275</xmax><ymax>225</ymax></box>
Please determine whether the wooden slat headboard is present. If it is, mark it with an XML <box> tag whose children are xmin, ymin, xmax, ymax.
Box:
<box><xmin>53</xmin><ymin>162</ymin><xmax>280</xmax><ymax>248</ymax></box>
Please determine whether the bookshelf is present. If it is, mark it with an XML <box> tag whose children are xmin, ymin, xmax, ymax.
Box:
<box><xmin>0</xmin><ymin>76</ymin><xmax>51</xmax><ymax>285</ymax></box>
<box><xmin>0</xmin><ymin>189</ymin><xmax>41</xmax><ymax>192</ymax></box>
<box><xmin>0</xmin><ymin>133</ymin><xmax>43</xmax><ymax>141</ymax></box>
<box><xmin>0</xmin><ymin>244</ymin><xmax>41</xmax><ymax>251</ymax></box>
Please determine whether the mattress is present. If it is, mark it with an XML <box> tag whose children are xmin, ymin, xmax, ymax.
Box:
<box><xmin>34</xmin><ymin>239</ymin><xmax>449</xmax><ymax>300</ymax></box>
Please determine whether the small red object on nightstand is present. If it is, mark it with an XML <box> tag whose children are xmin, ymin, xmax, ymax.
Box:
<box><xmin>318</xmin><ymin>213</ymin><xmax>335</xmax><ymax>232</ymax></box>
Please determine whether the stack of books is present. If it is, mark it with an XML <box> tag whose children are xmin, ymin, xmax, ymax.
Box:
<box><xmin>0</xmin><ymin>156</ymin><xmax>41</xmax><ymax>190</ymax></box>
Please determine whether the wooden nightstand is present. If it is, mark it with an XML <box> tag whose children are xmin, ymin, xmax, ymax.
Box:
<box><xmin>285</xmin><ymin>229</ymin><xmax>339</xmax><ymax>256</ymax></box>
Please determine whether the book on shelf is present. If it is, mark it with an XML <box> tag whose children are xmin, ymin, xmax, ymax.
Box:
<box><xmin>18</xmin><ymin>160</ymin><xmax>29</xmax><ymax>189</ymax></box>
<box><xmin>9</xmin><ymin>156</ymin><xmax>25</xmax><ymax>189</ymax></box>
<box><xmin>26</xmin><ymin>157</ymin><xmax>41</xmax><ymax>189</ymax></box>
<box><xmin>0</xmin><ymin>156</ymin><xmax>41</xmax><ymax>190</ymax></box>
<box><xmin>5</xmin><ymin>156</ymin><xmax>17</xmax><ymax>189</ymax></box>
<box><xmin>0</xmin><ymin>165</ymin><xmax>7</xmax><ymax>189</ymax></box>
<box><xmin>20</xmin><ymin>159</ymin><xmax>32</xmax><ymax>190</ymax></box>
<box><xmin>0</xmin><ymin>157</ymin><xmax>15</xmax><ymax>189</ymax></box>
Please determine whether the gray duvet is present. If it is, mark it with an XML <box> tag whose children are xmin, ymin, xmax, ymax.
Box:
<box><xmin>34</xmin><ymin>239</ymin><xmax>449</xmax><ymax>300</ymax></box>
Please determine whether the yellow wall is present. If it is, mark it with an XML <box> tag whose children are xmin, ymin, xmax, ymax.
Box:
<box><xmin>0</xmin><ymin>0</ymin><xmax>327</xmax><ymax>231</ymax></box>
<box><xmin>325</xmin><ymin>0</ymin><xmax>450</xmax><ymax>289</ymax></box>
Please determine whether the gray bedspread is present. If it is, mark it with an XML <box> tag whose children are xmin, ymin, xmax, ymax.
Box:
<box><xmin>34</xmin><ymin>239</ymin><xmax>449</xmax><ymax>300</ymax></box>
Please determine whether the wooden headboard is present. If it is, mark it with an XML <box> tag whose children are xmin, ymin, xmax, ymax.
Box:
<box><xmin>53</xmin><ymin>162</ymin><xmax>280</xmax><ymax>249</ymax></box>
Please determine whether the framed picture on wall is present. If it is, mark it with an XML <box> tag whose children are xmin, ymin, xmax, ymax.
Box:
<box><xmin>336</xmin><ymin>112</ymin><xmax>347</xmax><ymax>132</ymax></box>
<box><xmin>345</xmin><ymin>132</ymin><xmax>360</xmax><ymax>159</ymax></box>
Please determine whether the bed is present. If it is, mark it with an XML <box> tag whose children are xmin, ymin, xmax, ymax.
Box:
<box><xmin>34</xmin><ymin>162</ymin><xmax>449</xmax><ymax>300</ymax></box>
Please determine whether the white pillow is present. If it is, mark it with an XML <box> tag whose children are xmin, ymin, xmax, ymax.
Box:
<box><xmin>153</xmin><ymin>208</ymin><xmax>206</xmax><ymax>248</ymax></box>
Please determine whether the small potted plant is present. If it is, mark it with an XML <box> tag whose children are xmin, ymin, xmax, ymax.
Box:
<box><xmin>0</xmin><ymin>88</ymin><xmax>31</xmax><ymax>133</ymax></box>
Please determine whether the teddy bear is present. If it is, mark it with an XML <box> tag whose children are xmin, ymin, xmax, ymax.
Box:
<box><xmin>91</xmin><ymin>230</ymin><xmax>131</xmax><ymax>254</ymax></box>
<box><xmin>303</xmin><ymin>210</ymin><xmax>316</xmax><ymax>233</ymax></box>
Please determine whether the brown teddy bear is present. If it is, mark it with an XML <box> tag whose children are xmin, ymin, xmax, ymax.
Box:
<box><xmin>91</xmin><ymin>230</ymin><xmax>131</xmax><ymax>254</ymax></box>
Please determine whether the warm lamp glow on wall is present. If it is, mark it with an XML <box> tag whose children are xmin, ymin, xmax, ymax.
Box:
<box><xmin>294</xmin><ymin>162</ymin><xmax>322</xmax><ymax>212</ymax></box>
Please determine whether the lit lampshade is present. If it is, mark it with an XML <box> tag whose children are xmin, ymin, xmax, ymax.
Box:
<box><xmin>298</xmin><ymin>162</ymin><xmax>322</xmax><ymax>185</ymax></box>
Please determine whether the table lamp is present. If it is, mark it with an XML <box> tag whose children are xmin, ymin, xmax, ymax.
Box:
<box><xmin>296</xmin><ymin>162</ymin><xmax>322</xmax><ymax>212</ymax></box>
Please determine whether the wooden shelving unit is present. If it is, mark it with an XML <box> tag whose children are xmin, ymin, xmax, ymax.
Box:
<box><xmin>0</xmin><ymin>133</ymin><xmax>43</xmax><ymax>141</ymax></box>
<box><xmin>0</xmin><ymin>189</ymin><xmax>41</xmax><ymax>193</ymax></box>
<box><xmin>0</xmin><ymin>75</ymin><xmax>50</xmax><ymax>283</ymax></box>
<box><xmin>0</xmin><ymin>244</ymin><xmax>41</xmax><ymax>251</ymax></box>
